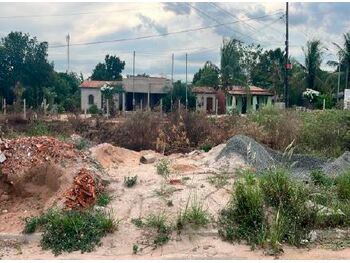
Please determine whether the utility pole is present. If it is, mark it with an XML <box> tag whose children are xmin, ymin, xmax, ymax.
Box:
<box><xmin>133</xmin><ymin>51</ymin><xmax>135</xmax><ymax>111</ymax></box>
<box><xmin>171</xmin><ymin>53</ymin><xmax>174</xmax><ymax>111</ymax></box>
<box><xmin>185</xmin><ymin>53</ymin><xmax>188</xmax><ymax>110</ymax></box>
<box><xmin>66</xmin><ymin>34</ymin><xmax>70</xmax><ymax>72</ymax></box>
<box><xmin>284</xmin><ymin>2</ymin><xmax>289</xmax><ymax>108</ymax></box>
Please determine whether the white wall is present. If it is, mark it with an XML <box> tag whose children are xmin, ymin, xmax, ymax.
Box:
<box><xmin>81</xmin><ymin>88</ymin><xmax>102</xmax><ymax>111</ymax></box>
<box><xmin>344</xmin><ymin>89</ymin><xmax>350</xmax><ymax>110</ymax></box>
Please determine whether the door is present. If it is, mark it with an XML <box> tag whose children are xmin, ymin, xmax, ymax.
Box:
<box><xmin>206</xmin><ymin>97</ymin><xmax>213</xmax><ymax>113</ymax></box>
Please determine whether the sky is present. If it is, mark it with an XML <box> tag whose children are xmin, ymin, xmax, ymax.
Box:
<box><xmin>0</xmin><ymin>1</ymin><xmax>349</xmax><ymax>81</ymax></box>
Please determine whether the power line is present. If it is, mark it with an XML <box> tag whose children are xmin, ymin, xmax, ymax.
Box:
<box><xmin>49</xmin><ymin>11</ymin><xmax>284</xmax><ymax>48</ymax></box>
<box><xmin>185</xmin><ymin>3</ymin><xmax>282</xmax><ymax>46</ymax></box>
<box><xmin>0</xmin><ymin>7</ymin><xmax>153</xmax><ymax>19</ymax></box>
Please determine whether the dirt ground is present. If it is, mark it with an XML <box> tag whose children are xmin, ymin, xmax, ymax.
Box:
<box><xmin>2</xmin><ymin>142</ymin><xmax>350</xmax><ymax>259</ymax></box>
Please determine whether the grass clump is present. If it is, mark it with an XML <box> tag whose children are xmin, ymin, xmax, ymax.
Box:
<box><xmin>26</xmin><ymin>121</ymin><xmax>51</xmax><ymax>136</ymax></box>
<box><xmin>131</xmin><ymin>217</ymin><xmax>144</xmax><ymax>228</ymax></box>
<box><xmin>124</xmin><ymin>175</ymin><xmax>138</xmax><ymax>187</ymax></box>
<box><xmin>207</xmin><ymin>171</ymin><xmax>231</xmax><ymax>189</ymax></box>
<box><xmin>144</xmin><ymin>213</ymin><xmax>173</xmax><ymax>247</ymax></box>
<box><xmin>96</xmin><ymin>192</ymin><xmax>112</xmax><ymax>207</ymax></box>
<box><xmin>177</xmin><ymin>196</ymin><xmax>210</xmax><ymax>231</ymax></box>
<box><xmin>74</xmin><ymin>138</ymin><xmax>90</xmax><ymax>150</ymax></box>
<box><xmin>335</xmin><ymin>171</ymin><xmax>350</xmax><ymax>201</ymax></box>
<box><xmin>310</xmin><ymin>170</ymin><xmax>334</xmax><ymax>187</ymax></box>
<box><xmin>156</xmin><ymin>159</ymin><xmax>171</xmax><ymax>178</ymax></box>
<box><xmin>24</xmin><ymin>209</ymin><xmax>117</xmax><ymax>256</ymax></box>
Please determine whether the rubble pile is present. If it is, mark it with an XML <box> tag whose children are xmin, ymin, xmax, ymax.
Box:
<box><xmin>0</xmin><ymin>136</ymin><xmax>82</xmax><ymax>178</ymax></box>
<box><xmin>64</xmin><ymin>168</ymin><xmax>103</xmax><ymax>209</ymax></box>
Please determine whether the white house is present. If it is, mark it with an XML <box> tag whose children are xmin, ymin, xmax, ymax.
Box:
<box><xmin>80</xmin><ymin>76</ymin><xmax>172</xmax><ymax>112</ymax></box>
<box><xmin>345</xmin><ymin>89</ymin><xmax>350</xmax><ymax>110</ymax></box>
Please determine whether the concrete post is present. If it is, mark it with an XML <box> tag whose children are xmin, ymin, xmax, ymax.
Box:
<box><xmin>148</xmin><ymin>84</ymin><xmax>151</xmax><ymax>111</ymax></box>
<box><xmin>323</xmin><ymin>98</ymin><xmax>326</xmax><ymax>110</ymax></box>
<box><xmin>178</xmin><ymin>100</ymin><xmax>181</xmax><ymax>114</ymax></box>
<box><xmin>106</xmin><ymin>98</ymin><xmax>109</xmax><ymax>118</ymax></box>
<box><xmin>84</xmin><ymin>108</ymin><xmax>87</xmax><ymax>118</ymax></box>
<box><xmin>160</xmin><ymin>98</ymin><xmax>163</xmax><ymax>116</ymax></box>
<box><xmin>23</xmin><ymin>99</ymin><xmax>26</xmax><ymax>120</ymax></box>
<box><xmin>215</xmin><ymin>98</ymin><xmax>218</xmax><ymax>116</ymax></box>
<box><xmin>140</xmin><ymin>99</ymin><xmax>143</xmax><ymax>111</ymax></box>
<box><xmin>43</xmin><ymin>98</ymin><xmax>47</xmax><ymax>115</ymax></box>
<box><xmin>3</xmin><ymin>98</ymin><xmax>6</xmax><ymax>115</ymax></box>
<box><xmin>122</xmin><ymin>92</ymin><xmax>126</xmax><ymax>113</ymax></box>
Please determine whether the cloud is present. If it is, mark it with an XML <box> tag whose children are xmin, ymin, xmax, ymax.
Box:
<box><xmin>137</xmin><ymin>14</ymin><xmax>168</xmax><ymax>35</ymax></box>
<box><xmin>162</xmin><ymin>3</ymin><xmax>191</xmax><ymax>15</ymax></box>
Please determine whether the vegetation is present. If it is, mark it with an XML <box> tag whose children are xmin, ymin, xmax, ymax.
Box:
<box><xmin>156</xmin><ymin>159</ymin><xmax>171</xmax><ymax>178</ymax></box>
<box><xmin>124</xmin><ymin>175</ymin><xmax>138</xmax><ymax>188</ymax></box>
<box><xmin>219</xmin><ymin>168</ymin><xmax>350</xmax><ymax>255</ymax></box>
<box><xmin>91</xmin><ymin>55</ymin><xmax>125</xmax><ymax>81</ymax></box>
<box><xmin>24</xmin><ymin>209</ymin><xmax>117</xmax><ymax>256</ymax></box>
<box><xmin>96</xmin><ymin>192</ymin><xmax>112</xmax><ymax>207</ymax></box>
<box><xmin>143</xmin><ymin>213</ymin><xmax>173</xmax><ymax>247</ymax></box>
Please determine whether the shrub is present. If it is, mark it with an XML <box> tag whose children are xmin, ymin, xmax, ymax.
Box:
<box><xmin>336</xmin><ymin>171</ymin><xmax>350</xmax><ymax>201</ymax></box>
<box><xmin>144</xmin><ymin>213</ymin><xmax>173</xmax><ymax>247</ymax></box>
<box><xmin>88</xmin><ymin>104</ymin><xmax>99</xmax><ymax>114</ymax></box>
<box><xmin>310</xmin><ymin>170</ymin><xmax>334</xmax><ymax>187</ymax></box>
<box><xmin>200</xmin><ymin>143</ymin><xmax>213</xmax><ymax>152</ymax></box>
<box><xmin>26</xmin><ymin>121</ymin><xmax>51</xmax><ymax>136</ymax></box>
<box><xmin>156</xmin><ymin>159</ymin><xmax>171</xmax><ymax>179</ymax></box>
<box><xmin>24</xmin><ymin>209</ymin><xmax>117</xmax><ymax>256</ymax></box>
<box><xmin>74</xmin><ymin>138</ymin><xmax>90</xmax><ymax>150</ymax></box>
<box><xmin>96</xmin><ymin>192</ymin><xmax>112</xmax><ymax>207</ymax></box>
<box><xmin>124</xmin><ymin>175</ymin><xmax>137</xmax><ymax>188</ymax></box>
<box><xmin>177</xmin><ymin>196</ymin><xmax>210</xmax><ymax>231</ymax></box>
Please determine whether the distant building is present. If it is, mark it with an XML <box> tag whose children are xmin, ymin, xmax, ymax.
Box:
<box><xmin>192</xmin><ymin>86</ymin><xmax>217</xmax><ymax>113</ymax></box>
<box><xmin>226</xmin><ymin>86</ymin><xmax>273</xmax><ymax>114</ymax></box>
<box><xmin>345</xmin><ymin>89</ymin><xmax>350</xmax><ymax>110</ymax></box>
<box><xmin>80</xmin><ymin>76</ymin><xmax>172</xmax><ymax>112</ymax></box>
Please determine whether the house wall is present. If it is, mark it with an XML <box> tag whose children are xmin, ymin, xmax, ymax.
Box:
<box><xmin>225</xmin><ymin>94</ymin><xmax>273</xmax><ymax>114</ymax></box>
<box><xmin>195</xmin><ymin>93</ymin><xmax>216</xmax><ymax>113</ymax></box>
<box><xmin>344</xmin><ymin>89</ymin><xmax>350</xmax><ymax>110</ymax></box>
<box><xmin>81</xmin><ymin>88</ymin><xmax>102</xmax><ymax>111</ymax></box>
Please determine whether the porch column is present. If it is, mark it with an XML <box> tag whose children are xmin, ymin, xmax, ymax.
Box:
<box><xmin>232</xmin><ymin>96</ymin><xmax>236</xmax><ymax>109</ymax></box>
<box><xmin>267</xmin><ymin>96</ymin><xmax>272</xmax><ymax>105</ymax></box>
<box><xmin>122</xmin><ymin>92</ymin><xmax>126</xmax><ymax>112</ymax></box>
<box><xmin>252</xmin><ymin>96</ymin><xmax>258</xmax><ymax>111</ymax></box>
<box><xmin>147</xmin><ymin>84</ymin><xmax>151</xmax><ymax>111</ymax></box>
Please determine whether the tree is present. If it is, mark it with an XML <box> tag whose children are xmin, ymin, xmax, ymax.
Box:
<box><xmin>0</xmin><ymin>31</ymin><xmax>54</xmax><ymax>106</ymax></box>
<box><xmin>220</xmin><ymin>38</ymin><xmax>246</xmax><ymax>88</ymax></box>
<box><xmin>162</xmin><ymin>81</ymin><xmax>196</xmax><ymax>111</ymax></box>
<box><xmin>193</xmin><ymin>61</ymin><xmax>220</xmax><ymax>87</ymax></box>
<box><xmin>91</xmin><ymin>55</ymin><xmax>125</xmax><ymax>81</ymax></box>
<box><xmin>331</xmin><ymin>32</ymin><xmax>350</xmax><ymax>91</ymax></box>
<box><xmin>300</xmin><ymin>40</ymin><xmax>324</xmax><ymax>91</ymax></box>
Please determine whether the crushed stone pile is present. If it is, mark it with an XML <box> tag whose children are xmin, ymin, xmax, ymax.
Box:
<box><xmin>64</xmin><ymin>168</ymin><xmax>103</xmax><ymax>209</ymax></box>
<box><xmin>209</xmin><ymin>135</ymin><xmax>350</xmax><ymax>180</ymax></box>
<box><xmin>0</xmin><ymin>136</ymin><xmax>82</xmax><ymax>180</ymax></box>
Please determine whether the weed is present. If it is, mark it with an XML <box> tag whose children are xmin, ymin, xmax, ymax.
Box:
<box><xmin>200</xmin><ymin>143</ymin><xmax>212</xmax><ymax>152</ymax></box>
<box><xmin>154</xmin><ymin>183</ymin><xmax>177</xmax><ymax>198</ymax></box>
<box><xmin>74</xmin><ymin>138</ymin><xmax>90</xmax><ymax>150</ymax></box>
<box><xmin>96</xmin><ymin>192</ymin><xmax>112</xmax><ymax>207</ymax></box>
<box><xmin>124</xmin><ymin>175</ymin><xmax>137</xmax><ymax>187</ymax></box>
<box><xmin>24</xmin><ymin>209</ymin><xmax>117</xmax><ymax>256</ymax></box>
<box><xmin>26</xmin><ymin>121</ymin><xmax>51</xmax><ymax>136</ymax></box>
<box><xmin>24</xmin><ymin>213</ymin><xmax>49</xmax><ymax>234</ymax></box>
<box><xmin>156</xmin><ymin>159</ymin><xmax>171</xmax><ymax>178</ymax></box>
<box><xmin>336</xmin><ymin>171</ymin><xmax>350</xmax><ymax>201</ymax></box>
<box><xmin>207</xmin><ymin>171</ymin><xmax>231</xmax><ymax>189</ymax></box>
<box><xmin>131</xmin><ymin>218</ymin><xmax>144</xmax><ymax>228</ymax></box>
<box><xmin>133</xmin><ymin>244</ymin><xmax>139</xmax><ymax>254</ymax></box>
<box><xmin>177</xmin><ymin>196</ymin><xmax>210</xmax><ymax>231</ymax></box>
<box><xmin>144</xmin><ymin>213</ymin><xmax>173</xmax><ymax>247</ymax></box>
<box><xmin>310</xmin><ymin>170</ymin><xmax>334</xmax><ymax>187</ymax></box>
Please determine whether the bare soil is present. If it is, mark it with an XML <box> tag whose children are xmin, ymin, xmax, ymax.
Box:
<box><xmin>2</xmin><ymin>142</ymin><xmax>350</xmax><ymax>259</ymax></box>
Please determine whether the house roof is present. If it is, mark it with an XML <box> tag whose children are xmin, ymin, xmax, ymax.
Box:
<box><xmin>79</xmin><ymin>80</ymin><xmax>121</xmax><ymax>89</ymax></box>
<box><xmin>192</xmin><ymin>86</ymin><xmax>217</xmax><ymax>94</ymax></box>
<box><xmin>227</xmin><ymin>86</ymin><xmax>273</xmax><ymax>96</ymax></box>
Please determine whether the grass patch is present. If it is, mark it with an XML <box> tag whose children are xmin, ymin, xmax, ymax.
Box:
<box><xmin>144</xmin><ymin>213</ymin><xmax>173</xmax><ymax>247</ymax></box>
<box><xmin>74</xmin><ymin>137</ymin><xmax>90</xmax><ymax>150</ymax></box>
<box><xmin>26</xmin><ymin>121</ymin><xmax>51</xmax><ymax>136</ymax></box>
<box><xmin>207</xmin><ymin>171</ymin><xmax>231</xmax><ymax>189</ymax></box>
<box><xmin>96</xmin><ymin>192</ymin><xmax>112</xmax><ymax>207</ymax></box>
<box><xmin>24</xmin><ymin>209</ymin><xmax>117</xmax><ymax>256</ymax></box>
<box><xmin>310</xmin><ymin>170</ymin><xmax>334</xmax><ymax>187</ymax></box>
<box><xmin>156</xmin><ymin>159</ymin><xmax>171</xmax><ymax>179</ymax></box>
<box><xmin>177</xmin><ymin>196</ymin><xmax>210</xmax><ymax>231</ymax></box>
<box><xmin>336</xmin><ymin>171</ymin><xmax>350</xmax><ymax>201</ymax></box>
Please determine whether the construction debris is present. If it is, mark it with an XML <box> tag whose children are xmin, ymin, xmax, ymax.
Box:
<box><xmin>0</xmin><ymin>136</ymin><xmax>81</xmax><ymax>179</ymax></box>
<box><xmin>64</xmin><ymin>168</ymin><xmax>102</xmax><ymax>209</ymax></box>
<box><xmin>140</xmin><ymin>153</ymin><xmax>156</xmax><ymax>164</ymax></box>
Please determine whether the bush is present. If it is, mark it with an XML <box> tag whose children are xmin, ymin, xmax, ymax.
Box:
<box><xmin>96</xmin><ymin>192</ymin><xmax>112</xmax><ymax>207</ymax></box>
<box><xmin>156</xmin><ymin>159</ymin><xmax>171</xmax><ymax>179</ymax></box>
<box><xmin>26</xmin><ymin>121</ymin><xmax>51</xmax><ymax>136</ymax></box>
<box><xmin>24</xmin><ymin>209</ymin><xmax>117</xmax><ymax>256</ymax></box>
<box><xmin>310</xmin><ymin>170</ymin><xmax>334</xmax><ymax>187</ymax></box>
<box><xmin>144</xmin><ymin>213</ymin><xmax>173</xmax><ymax>247</ymax></box>
<box><xmin>336</xmin><ymin>171</ymin><xmax>350</xmax><ymax>201</ymax></box>
<box><xmin>88</xmin><ymin>104</ymin><xmax>99</xmax><ymax>114</ymax></box>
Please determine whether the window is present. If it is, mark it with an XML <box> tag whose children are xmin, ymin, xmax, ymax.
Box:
<box><xmin>88</xmin><ymin>94</ymin><xmax>94</xmax><ymax>105</ymax></box>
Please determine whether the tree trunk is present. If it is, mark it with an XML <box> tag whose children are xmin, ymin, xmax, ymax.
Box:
<box><xmin>346</xmin><ymin>64</ymin><xmax>349</xmax><ymax>90</ymax></box>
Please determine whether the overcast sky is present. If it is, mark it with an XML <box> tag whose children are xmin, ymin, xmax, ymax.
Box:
<box><xmin>0</xmin><ymin>2</ymin><xmax>349</xmax><ymax>81</ymax></box>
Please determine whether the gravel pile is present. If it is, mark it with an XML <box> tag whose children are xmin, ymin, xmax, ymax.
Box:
<box><xmin>212</xmin><ymin>135</ymin><xmax>350</xmax><ymax>180</ymax></box>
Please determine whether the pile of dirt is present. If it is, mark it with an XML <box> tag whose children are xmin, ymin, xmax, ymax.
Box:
<box><xmin>65</xmin><ymin>168</ymin><xmax>103</xmax><ymax>209</ymax></box>
<box><xmin>89</xmin><ymin>143</ymin><xmax>140</xmax><ymax>169</ymax></box>
<box><xmin>0</xmin><ymin>136</ymin><xmax>81</xmax><ymax>182</ymax></box>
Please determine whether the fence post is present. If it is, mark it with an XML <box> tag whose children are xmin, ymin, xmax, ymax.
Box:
<box><xmin>3</xmin><ymin>98</ymin><xmax>6</xmax><ymax>115</ymax></box>
<box><xmin>23</xmin><ymin>99</ymin><xmax>26</xmax><ymax>120</ymax></box>
<box><xmin>43</xmin><ymin>98</ymin><xmax>47</xmax><ymax>116</ymax></box>
<box><xmin>140</xmin><ymin>99</ymin><xmax>143</xmax><ymax>111</ymax></box>
<box><xmin>160</xmin><ymin>98</ymin><xmax>163</xmax><ymax>116</ymax></box>
<box><xmin>178</xmin><ymin>100</ymin><xmax>181</xmax><ymax>114</ymax></box>
<box><xmin>106</xmin><ymin>98</ymin><xmax>109</xmax><ymax>118</ymax></box>
<box><xmin>215</xmin><ymin>98</ymin><xmax>218</xmax><ymax>116</ymax></box>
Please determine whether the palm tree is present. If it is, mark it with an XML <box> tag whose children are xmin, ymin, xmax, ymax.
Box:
<box><xmin>301</xmin><ymin>40</ymin><xmax>324</xmax><ymax>90</ymax></box>
<box><xmin>333</xmin><ymin>32</ymin><xmax>350</xmax><ymax>90</ymax></box>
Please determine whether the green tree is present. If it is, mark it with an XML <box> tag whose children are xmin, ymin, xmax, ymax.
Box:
<box><xmin>193</xmin><ymin>61</ymin><xmax>220</xmax><ymax>87</ymax></box>
<box><xmin>162</xmin><ymin>81</ymin><xmax>196</xmax><ymax>111</ymax></box>
<box><xmin>91</xmin><ymin>55</ymin><xmax>125</xmax><ymax>81</ymax></box>
<box><xmin>332</xmin><ymin>32</ymin><xmax>350</xmax><ymax>90</ymax></box>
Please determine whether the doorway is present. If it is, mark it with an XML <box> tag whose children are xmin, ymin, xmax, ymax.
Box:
<box><xmin>206</xmin><ymin>97</ymin><xmax>213</xmax><ymax>113</ymax></box>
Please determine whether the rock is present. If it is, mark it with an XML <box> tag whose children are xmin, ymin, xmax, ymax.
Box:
<box><xmin>2</xmin><ymin>209</ymin><xmax>8</xmax><ymax>213</ymax></box>
<box><xmin>305</xmin><ymin>200</ymin><xmax>345</xmax><ymax>217</ymax></box>
<box><xmin>0</xmin><ymin>194</ymin><xmax>9</xmax><ymax>201</ymax></box>
<box><xmin>308</xmin><ymin>230</ymin><xmax>317</xmax><ymax>242</ymax></box>
<box><xmin>140</xmin><ymin>154</ymin><xmax>156</xmax><ymax>164</ymax></box>
<box><xmin>0</xmin><ymin>151</ymin><xmax>6</xmax><ymax>163</ymax></box>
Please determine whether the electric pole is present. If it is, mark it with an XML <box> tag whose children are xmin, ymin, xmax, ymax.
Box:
<box><xmin>171</xmin><ymin>53</ymin><xmax>174</xmax><ymax>111</ymax></box>
<box><xmin>284</xmin><ymin>2</ymin><xmax>289</xmax><ymax>108</ymax></box>
<box><xmin>66</xmin><ymin>34</ymin><xmax>70</xmax><ymax>72</ymax></box>
<box><xmin>337</xmin><ymin>55</ymin><xmax>341</xmax><ymax>103</ymax></box>
<box><xmin>185</xmin><ymin>53</ymin><xmax>188</xmax><ymax>110</ymax></box>
<box><xmin>133</xmin><ymin>50</ymin><xmax>135</xmax><ymax>111</ymax></box>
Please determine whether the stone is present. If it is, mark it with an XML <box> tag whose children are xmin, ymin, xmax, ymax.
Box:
<box><xmin>140</xmin><ymin>154</ymin><xmax>156</xmax><ymax>164</ymax></box>
<box><xmin>308</xmin><ymin>230</ymin><xmax>317</xmax><ymax>242</ymax></box>
<box><xmin>0</xmin><ymin>151</ymin><xmax>6</xmax><ymax>163</ymax></box>
<box><xmin>2</xmin><ymin>209</ymin><xmax>8</xmax><ymax>213</ymax></box>
<box><xmin>0</xmin><ymin>194</ymin><xmax>9</xmax><ymax>201</ymax></box>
